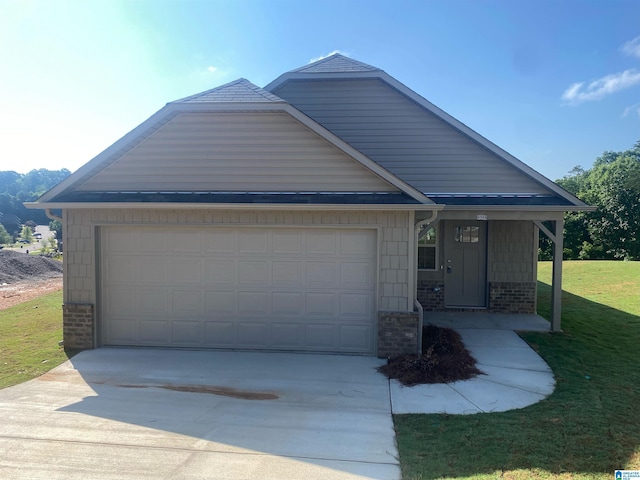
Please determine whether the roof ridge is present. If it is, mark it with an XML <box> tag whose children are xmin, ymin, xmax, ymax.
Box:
<box><xmin>170</xmin><ymin>78</ymin><xmax>284</xmax><ymax>104</ymax></box>
<box><xmin>291</xmin><ymin>53</ymin><xmax>381</xmax><ymax>73</ymax></box>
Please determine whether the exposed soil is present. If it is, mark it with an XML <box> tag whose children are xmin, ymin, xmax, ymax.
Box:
<box><xmin>378</xmin><ymin>324</ymin><xmax>483</xmax><ymax>386</ymax></box>
<box><xmin>0</xmin><ymin>250</ymin><xmax>63</xmax><ymax>310</ymax></box>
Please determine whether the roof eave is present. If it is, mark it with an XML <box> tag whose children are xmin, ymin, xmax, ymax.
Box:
<box><xmin>24</xmin><ymin>201</ymin><xmax>444</xmax><ymax>212</ymax></box>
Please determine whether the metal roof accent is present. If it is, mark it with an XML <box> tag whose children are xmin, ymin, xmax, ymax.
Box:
<box><xmin>426</xmin><ymin>193</ymin><xmax>574</xmax><ymax>206</ymax></box>
<box><xmin>50</xmin><ymin>191</ymin><xmax>422</xmax><ymax>205</ymax></box>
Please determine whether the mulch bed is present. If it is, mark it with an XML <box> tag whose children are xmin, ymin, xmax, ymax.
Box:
<box><xmin>378</xmin><ymin>324</ymin><xmax>483</xmax><ymax>386</ymax></box>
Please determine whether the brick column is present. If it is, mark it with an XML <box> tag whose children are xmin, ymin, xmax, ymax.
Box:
<box><xmin>62</xmin><ymin>304</ymin><xmax>95</xmax><ymax>349</ymax></box>
<box><xmin>377</xmin><ymin>311</ymin><xmax>419</xmax><ymax>358</ymax></box>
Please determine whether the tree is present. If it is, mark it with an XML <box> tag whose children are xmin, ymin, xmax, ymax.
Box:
<box><xmin>552</xmin><ymin>140</ymin><xmax>640</xmax><ymax>260</ymax></box>
<box><xmin>20</xmin><ymin>225</ymin><xmax>33</xmax><ymax>243</ymax></box>
<box><xmin>0</xmin><ymin>224</ymin><xmax>11</xmax><ymax>244</ymax></box>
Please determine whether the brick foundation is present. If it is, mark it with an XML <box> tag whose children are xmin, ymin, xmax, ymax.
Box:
<box><xmin>417</xmin><ymin>280</ymin><xmax>445</xmax><ymax>311</ymax></box>
<box><xmin>62</xmin><ymin>304</ymin><xmax>95</xmax><ymax>349</ymax></box>
<box><xmin>377</xmin><ymin>311</ymin><xmax>419</xmax><ymax>358</ymax></box>
<box><xmin>489</xmin><ymin>282</ymin><xmax>536</xmax><ymax>313</ymax></box>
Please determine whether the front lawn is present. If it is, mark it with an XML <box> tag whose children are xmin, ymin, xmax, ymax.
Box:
<box><xmin>395</xmin><ymin>261</ymin><xmax>640</xmax><ymax>480</ymax></box>
<box><xmin>0</xmin><ymin>291</ymin><xmax>77</xmax><ymax>389</ymax></box>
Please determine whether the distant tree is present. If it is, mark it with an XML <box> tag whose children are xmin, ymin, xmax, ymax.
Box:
<box><xmin>0</xmin><ymin>224</ymin><xmax>11</xmax><ymax>244</ymax></box>
<box><xmin>20</xmin><ymin>225</ymin><xmax>33</xmax><ymax>243</ymax></box>
<box><xmin>24</xmin><ymin>220</ymin><xmax>37</xmax><ymax>232</ymax></box>
<box><xmin>49</xmin><ymin>220</ymin><xmax>62</xmax><ymax>241</ymax></box>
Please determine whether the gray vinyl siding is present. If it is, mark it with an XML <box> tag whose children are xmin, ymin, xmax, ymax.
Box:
<box><xmin>488</xmin><ymin>220</ymin><xmax>536</xmax><ymax>283</ymax></box>
<box><xmin>272</xmin><ymin>79</ymin><xmax>549</xmax><ymax>195</ymax></box>
<box><xmin>76</xmin><ymin>112</ymin><xmax>395</xmax><ymax>193</ymax></box>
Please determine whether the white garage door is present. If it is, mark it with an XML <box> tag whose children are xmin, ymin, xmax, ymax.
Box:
<box><xmin>100</xmin><ymin>226</ymin><xmax>377</xmax><ymax>354</ymax></box>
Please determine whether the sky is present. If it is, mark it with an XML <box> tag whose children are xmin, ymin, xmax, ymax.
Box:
<box><xmin>0</xmin><ymin>0</ymin><xmax>639</xmax><ymax>181</ymax></box>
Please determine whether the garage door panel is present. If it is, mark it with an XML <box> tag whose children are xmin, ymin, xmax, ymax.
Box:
<box><xmin>139</xmin><ymin>258</ymin><xmax>169</xmax><ymax>283</ymax></box>
<box><xmin>306</xmin><ymin>262</ymin><xmax>338</xmax><ymax>286</ymax></box>
<box><xmin>139</xmin><ymin>319</ymin><xmax>170</xmax><ymax>344</ymax></box>
<box><xmin>238</xmin><ymin>291</ymin><xmax>269</xmax><ymax>314</ymax></box>
<box><xmin>172</xmin><ymin>320</ymin><xmax>204</xmax><ymax>345</ymax></box>
<box><xmin>306</xmin><ymin>324</ymin><xmax>336</xmax><ymax>349</ymax></box>
<box><xmin>272</xmin><ymin>261</ymin><xmax>302</xmax><ymax>284</ymax></box>
<box><xmin>139</xmin><ymin>289</ymin><xmax>169</xmax><ymax>314</ymax></box>
<box><xmin>238</xmin><ymin>322</ymin><xmax>270</xmax><ymax>346</ymax></box>
<box><xmin>339</xmin><ymin>325</ymin><xmax>371</xmax><ymax>351</ymax></box>
<box><xmin>205</xmin><ymin>291</ymin><xmax>237</xmax><ymax>314</ymax></box>
<box><xmin>272</xmin><ymin>292</ymin><xmax>303</xmax><ymax>315</ymax></box>
<box><xmin>205</xmin><ymin>259</ymin><xmax>237</xmax><ymax>284</ymax></box>
<box><xmin>238</xmin><ymin>261</ymin><xmax>269</xmax><ymax>283</ymax></box>
<box><xmin>272</xmin><ymin>231</ymin><xmax>302</xmax><ymax>254</ymax></box>
<box><xmin>204</xmin><ymin>321</ymin><xmax>236</xmax><ymax>346</ymax></box>
<box><xmin>105</xmin><ymin>288</ymin><xmax>136</xmax><ymax>315</ymax></box>
<box><xmin>271</xmin><ymin>323</ymin><xmax>303</xmax><ymax>347</ymax></box>
<box><xmin>306</xmin><ymin>231</ymin><xmax>337</xmax><ymax>255</ymax></box>
<box><xmin>173</xmin><ymin>259</ymin><xmax>203</xmax><ymax>284</ymax></box>
<box><xmin>340</xmin><ymin>230</ymin><xmax>377</xmax><ymax>255</ymax></box>
<box><xmin>204</xmin><ymin>230</ymin><xmax>235</xmax><ymax>253</ymax></box>
<box><xmin>101</xmin><ymin>226</ymin><xmax>377</xmax><ymax>354</ymax></box>
<box><xmin>172</xmin><ymin>290</ymin><xmax>202</xmax><ymax>314</ymax></box>
<box><xmin>238</xmin><ymin>230</ymin><xmax>269</xmax><ymax>253</ymax></box>
<box><xmin>140</xmin><ymin>231</ymin><xmax>168</xmax><ymax>253</ymax></box>
<box><xmin>172</xmin><ymin>229</ymin><xmax>201</xmax><ymax>253</ymax></box>
<box><xmin>306</xmin><ymin>293</ymin><xmax>338</xmax><ymax>316</ymax></box>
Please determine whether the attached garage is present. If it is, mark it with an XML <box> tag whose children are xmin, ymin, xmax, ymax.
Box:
<box><xmin>99</xmin><ymin>226</ymin><xmax>378</xmax><ymax>354</ymax></box>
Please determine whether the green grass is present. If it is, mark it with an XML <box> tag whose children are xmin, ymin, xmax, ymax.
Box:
<box><xmin>395</xmin><ymin>260</ymin><xmax>640</xmax><ymax>480</ymax></box>
<box><xmin>0</xmin><ymin>290</ymin><xmax>77</xmax><ymax>389</ymax></box>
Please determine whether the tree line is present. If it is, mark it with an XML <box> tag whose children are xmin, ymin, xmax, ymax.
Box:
<box><xmin>540</xmin><ymin>140</ymin><xmax>640</xmax><ymax>261</ymax></box>
<box><xmin>0</xmin><ymin>168</ymin><xmax>70</xmax><ymax>241</ymax></box>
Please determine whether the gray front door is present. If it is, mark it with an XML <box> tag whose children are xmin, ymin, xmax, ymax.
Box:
<box><xmin>444</xmin><ymin>221</ymin><xmax>487</xmax><ymax>307</ymax></box>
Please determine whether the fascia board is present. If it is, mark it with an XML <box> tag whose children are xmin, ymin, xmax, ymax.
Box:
<box><xmin>282</xmin><ymin>104</ymin><xmax>434</xmax><ymax>205</ymax></box>
<box><xmin>24</xmin><ymin>202</ymin><xmax>444</xmax><ymax>212</ymax></box>
<box><xmin>440</xmin><ymin>204</ymin><xmax>596</xmax><ymax>212</ymax></box>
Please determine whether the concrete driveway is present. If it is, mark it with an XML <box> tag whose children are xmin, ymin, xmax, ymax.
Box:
<box><xmin>0</xmin><ymin>349</ymin><xmax>400</xmax><ymax>480</ymax></box>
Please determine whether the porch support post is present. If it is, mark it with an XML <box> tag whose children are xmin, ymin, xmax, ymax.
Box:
<box><xmin>551</xmin><ymin>217</ymin><xmax>564</xmax><ymax>332</ymax></box>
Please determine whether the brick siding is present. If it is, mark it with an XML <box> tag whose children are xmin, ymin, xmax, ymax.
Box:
<box><xmin>62</xmin><ymin>304</ymin><xmax>94</xmax><ymax>349</ymax></box>
<box><xmin>489</xmin><ymin>282</ymin><xmax>536</xmax><ymax>313</ymax></box>
<box><xmin>377</xmin><ymin>311</ymin><xmax>419</xmax><ymax>358</ymax></box>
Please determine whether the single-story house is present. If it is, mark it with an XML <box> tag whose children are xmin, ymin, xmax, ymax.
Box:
<box><xmin>28</xmin><ymin>54</ymin><xmax>591</xmax><ymax>357</ymax></box>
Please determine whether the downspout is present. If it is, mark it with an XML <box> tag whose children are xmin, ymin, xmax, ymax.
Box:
<box><xmin>414</xmin><ymin>210</ymin><xmax>439</xmax><ymax>354</ymax></box>
<box><xmin>45</xmin><ymin>208</ymin><xmax>62</xmax><ymax>222</ymax></box>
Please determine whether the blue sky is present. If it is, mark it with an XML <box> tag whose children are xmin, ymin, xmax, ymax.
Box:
<box><xmin>1</xmin><ymin>0</ymin><xmax>639</xmax><ymax>181</ymax></box>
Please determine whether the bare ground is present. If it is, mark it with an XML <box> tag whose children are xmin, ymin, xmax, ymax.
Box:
<box><xmin>0</xmin><ymin>250</ymin><xmax>63</xmax><ymax>310</ymax></box>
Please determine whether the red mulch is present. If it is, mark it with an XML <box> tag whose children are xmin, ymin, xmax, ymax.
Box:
<box><xmin>377</xmin><ymin>324</ymin><xmax>483</xmax><ymax>386</ymax></box>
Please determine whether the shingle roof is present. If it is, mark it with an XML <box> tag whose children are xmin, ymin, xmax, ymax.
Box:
<box><xmin>171</xmin><ymin>78</ymin><xmax>284</xmax><ymax>104</ymax></box>
<box><xmin>291</xmin><ymin>53</ymin><xmax>381</xmax><ymax>73</ymax></box>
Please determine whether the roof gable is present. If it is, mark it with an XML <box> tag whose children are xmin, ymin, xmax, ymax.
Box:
<box><xmin>291</xmin><ymin>54</ymin><xmax>381</xmax><ymax>73</ymax></box>
<box><xmin>37</xmin><ymin>78</ymin><xmax>431</xmax><ymax>205</ymax></box>
<box><xmin>266</xmin><ymin>55</ymin><xmax>588</xmax><ymax>208</ymax></box>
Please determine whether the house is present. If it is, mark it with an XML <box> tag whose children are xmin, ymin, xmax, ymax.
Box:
<box><xmin>27</xmin><ymin>54</ymin><xmax>591</xmax><ymax>357</ymax></box>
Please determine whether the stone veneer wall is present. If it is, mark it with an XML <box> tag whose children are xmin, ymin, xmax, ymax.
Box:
<box><xmin>489</xmin><ymin>282</ymin><xmax>536</xmax><ymax>313</ymax></box>
<box><xmin>377</xmin><ymin>311</ymin><xmax>419</xmax><ymax>358</ymax></box>
<box><xmin>62</xmin><ymin>304</ymin><xmax>94</xmax><ymax>349</ymax></box>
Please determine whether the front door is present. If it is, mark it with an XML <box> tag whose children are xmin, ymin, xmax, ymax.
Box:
<box><xmin>444</xmin><ymin>221</ymin><xmax>487</xmax><ymax>307</ymax></box>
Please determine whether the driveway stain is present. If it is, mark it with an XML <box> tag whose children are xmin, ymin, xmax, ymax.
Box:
<box><xmin>116</xmin><ymin>383</ymin><xmax>279</xmax><ymax>400</ymax></box>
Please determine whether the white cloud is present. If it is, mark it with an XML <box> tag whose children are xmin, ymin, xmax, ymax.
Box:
<box><xmin>561</xmin><ymin>69</ymin><xmax>640</xmax><ymax>104</ymax></box>
<box><xmin>622</xmin><ymin>103</ymin><xmax>640</xmax><ymax>118</ymax></box>
<box><xmin>622</xmin><ymin>35</ymin><xmax>640</xmax><ymax>58</ymax></box>
<box><xmin>308</xmin><ymin>50</ymin><xmax>349</xmax><ymax>63</ymax></box>
<box><xmin>207</xmin><ymin>66</ymin><xmax>217</xmax><ymax>73</ymax></box>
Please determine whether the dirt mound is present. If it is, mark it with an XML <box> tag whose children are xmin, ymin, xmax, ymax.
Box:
<box><xmin>378</xmin><ymin>325</ymin><xmax>483</xmax><ymax>386</ymax></box>
<box><xmin>0</xmin><ymin>250</ymin><xmax>63</xmax><ymax>284</ymax></box>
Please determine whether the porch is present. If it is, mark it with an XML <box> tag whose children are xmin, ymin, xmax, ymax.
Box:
<box><xmin>425</xmin><ymin>311</ymin><xmax>551</xmax><ymax>332</ymax></box>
